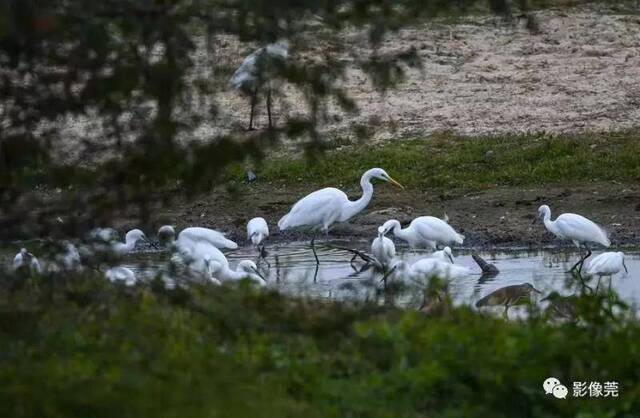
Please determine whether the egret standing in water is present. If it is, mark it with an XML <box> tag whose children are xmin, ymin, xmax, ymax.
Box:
<box><xmin>157</xmin><ymin>225</ymin><xmax>238</xmax><ymax>251</ymax></box>
<box><xmin>586</xmin><ymin>251</ymin><xmax>628</xmax><ymax>277</ymax></box>
<box><xmin>371</xmin><ymin>226</ymin><xmax>396</xmax><ymax>269</ymax></box>
<box><xmin>535</xmin><ymin>205</ymin><xmax>610</xmax><ymax>273</ymax></box>
<box><xmin>380</xmin><ymin>216</ymin><xmax>464</xmax><ymax>250</ymax></box>
<box><xmin>230</xmin><ymin>40</ymin><xmax>289</xmax><ymax>130</ymax></box>
<box><xmin>278</xmin><ymin>168</ymin><xmax>404</xmax><ymax>263</ymax></box>
<box><xmin>247</xmin><ymin>217</ymin><xmax>269</xmax><ymax>258</ymax></box>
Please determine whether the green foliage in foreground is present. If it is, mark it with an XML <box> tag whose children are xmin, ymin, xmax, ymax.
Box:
<box><xmin>1</xmin><ymin>274</ymin><xmax>640</xmax><ymax>417</ymax></box>
<box><xmin>251</xmin><ymin>131</ymin><xmax>640</xmax><ymax>190</ymax></box>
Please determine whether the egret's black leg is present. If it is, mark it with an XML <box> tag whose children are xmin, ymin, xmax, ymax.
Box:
<box><xmin>266</xmin><ymin>86</ymin><xmax>273</xmax><ymax>129</ymax></box>
<box><xmin>310</xmin><ymin>235</ymin><xmax>320</xmax><ymax>266</ymax></box>
<box><xmin>248</xmin><ymin>86</ymin><xmax>258</xmax><ymax>130</ymax></box>
<box><xmin>577</xmin><ymin>246</ymin><xmax>591</xmax><ymax>274</ymax></box>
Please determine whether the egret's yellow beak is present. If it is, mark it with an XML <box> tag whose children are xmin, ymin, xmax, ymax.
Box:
<box><xmin>387</xmin><ymin>176</ymin><xmax>404</xmax><ymax>190</ymax></box>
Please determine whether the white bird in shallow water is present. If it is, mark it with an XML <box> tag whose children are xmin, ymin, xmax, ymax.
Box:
<box><xmin>158</xmin><ymin>226</ymin><xmax>238</xmax><ymax>251</ymax></box>
<box><xmin>247</xmin><ymin>217</ymin><xmax>269</xmax><ymax>246</ymax></box>
<box><xmin>535</xmin><ymin>205</ymin><xmax>610</xmax><ymax>273</ymax></box>
<box><xmin>13</xmin><ymin>248</ymin><xmax>42</xmax><ymax>274</ymax></box>
<box><xmin>230</xmin><ymin>40</ymin><xmax>289</xmax><ymax>130</ymax></box>
<box><xmin>431</xmin><ymin>246</ymin><xmax>454</xmax><ymax>264</ymax></box>
<box><xmin>89</xmin><ymin>228</ymin><xmax>149</xmax><ymax>255</ymax></box>
<box><xmin>390</xmin><ymin>257</ymin><xmax>471</xmax><ymax>284</ymax></box>
<box><xmin>176</xmin><ymin>241</ymin><xmax>264</xmax><ymax>286</ymax></box>
<box><xmin>105</xmin><ymin>266</ymin><xmax>137</xmax><ymax>286</ymax></box>
<box><xmin>380</xmin><ymin>216</ymin><xmax>464</xmax><ymax>250</ymax></box>
<box><xmin>586</xmin><ymin>252</ymin><xmax>628</xmax><ymax>277</ymax></box>
<box><xmin>371</xmin><ymin>226</ymin><xmax>396</xmax><ymax>268</ymax></box>
<box><xmin>278</xmin><ymin>168</ymin><xmax>404</xmax><ymax>262</ymax></box>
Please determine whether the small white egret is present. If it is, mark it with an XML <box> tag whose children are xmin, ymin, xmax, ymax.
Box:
<box><xmin>230</xmin><ymin>40</ymin><xmax>289</xmax><ymax>130</ymax></box>
<box><xmin>431</xmin><ymin>246</ymin><xmax>454</xmax><ymax>264</ymax></box>
<box><xmin>247</xmin><ymin>217</ymin><xmax>269</xmax><ymax>244</ymax></box>
<box><xmin>371</xmin><ymin>226</ymin><xmax>396</xmax><ymax>268</ymax></box>
<box><xmin>12</xmin><ymin>248</ymin><xmax>42</xmax><ymax>274</ymax></box>
<box><xmin>586</xmin><ymin>251</ymin><xmax>627</xmax><ymax>277</ymax></box>
<box><xmin>112</xmin><ymin>229</ymin><xmax>149</xmax><ymax>255</ymax></box>
<box><xmin>177</xmin><ymin>241</ymin><xmax>264</xmax><ymax>286</ymax></box>
<box><xmin>535</xmin><ymin>205</ymin><xmax>610</xmax><ymax>272</ymax></box>
<box><xmin>176</xmin><ymin>227</ymin><xmax>238</xmax><ymax>251</ymax></box>
<box><xmin>278</xmin><ymin>168</ymin><xmax>403</xmax><ymax>262</ymax></box>
<box><xmin>105</xmin><ymin>266</ymin><xmax>137</xmax><ymax>286</ymax></box>
<box><xmin>88</xmin><ymin>227</ymin><xmax>149</xmax><ymax>255</ymax></box>
<box><xmin>408</xmin><ymin>257</ymin><xmax>472</xmax><ymax>281</ymax></box>
<box><xmin>380</xmin><ymin>216</ymin><xmax>464</xmax><ymax>250</ymax></box>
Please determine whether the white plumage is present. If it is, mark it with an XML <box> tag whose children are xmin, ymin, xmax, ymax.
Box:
<box><xmin>408</xmin><ymin>258</ymin><xmax>472</xmax><ymax>281</ymax></box>
<box><xmin>105</xmin><ymin>266</ymin><xmax>137</xmax><ymax>286</ymax></box>
<box><xmin>371</xmin><ymin>226</ymin><xmax>396</xmax><ymax>268</ymax></box>
<box><xmin>431</xmin><ymin>246</ymin><xmax>454</xmax><ymax>264</ymax></box>
<box><xmin>230</xmin><ymin>40</ymin><xmax>289</xmax><ymax>91</ymax></box>
<box><xmin>537</xmin><ymin>205</ymin><xmax>610</xmax><ymax>248</ymax></box>
<box><xmin>278</xmin><ymin>168</ymin><xmax>403</xmax><ymax>234</ymax></box>
<box><xmin>247</xmin><ymin>217</ymin><xmax>269</xmax><ymax>246</ymax></box>
<box><xmin>586</xmin><ymin>252</ymin><xmax>628</xmax><ymax>277</ymax></box>
<box><xmin>89</xmin><ymin>228</ymin><xmax>148</xmax><ymax>255</ymax></box>
<box><xmin>12</xmin><ymin>248</ymin><xmax>42</xmax><ymax>274</ymax></box>
<box><xmin>380</xmin><ymin>216</ymin><xmax>464</xmax><ymax>250</ymax></box>
<box><xmin>175</xmin><ymin>226</ymin><xmax>238</xmax><ymax>250</ymax></box>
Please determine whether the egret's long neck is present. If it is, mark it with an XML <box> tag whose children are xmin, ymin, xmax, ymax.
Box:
<box><xmin>542</xmin><ymin>210</ymin><xmax>558</xmax><ymax>235</ymax></box>
<box><xmin>391</xmin><ymin>222</ymin><xmax>410</xmax><ymax>241</ymax></box>
<box><xmin>124</xmin><ymin>237</ymin><xmax>137</xmax><ymax>252</ymax></box>
<box><xmin>219</xmin><ymin>266</ymin><xmax>248</xmax><ymax>281</ymax></box>
<box><xmin>340</xmin><ymin>173</ymin><xmax>374</xmax><ymax>222</ymax></box>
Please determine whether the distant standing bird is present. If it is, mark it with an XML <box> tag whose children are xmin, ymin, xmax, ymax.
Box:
<box><xmin>380</xmin><ymin>216</ymin><xmax>464</xmax><ymax>250</ymax></box>
<box><xmin>535</xmin><ymin>205</ymin><xmax>610</xmax><ymax>273</ymax></box>
<box><xmin>230</xmin><ymin>40</ymin><xmax>289</xmax><ymax>130</ymax></box>
<box><xmin>13</xmin><ymin>248</ymin><xmax>42</xmax><ymax>274</ymax></box>
<box><xmin>278</xmin><ymin>168</ymin><xmax>404</xmax><ymax>263</ymax></box>
<box><xmin>371</xmin><ymin>226</ymin><xmax>396</xmax><ymax>268</ymax></box>
<box><xmin>586</xmin><ymin>251</ymin><xmax>628</xmax><ymax>277</ymax></box>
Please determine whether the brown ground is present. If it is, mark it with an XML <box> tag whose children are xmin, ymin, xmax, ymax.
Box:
<box><xmin>141</xmin><ymin>181</ymin><xmax>640</xmax><ymax>248</ymax></box>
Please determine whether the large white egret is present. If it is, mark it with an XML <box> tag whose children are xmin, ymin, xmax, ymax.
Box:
<box><xmin>586</xmin><ymin>252</ymin><xmax>627</xmax><ymax>277</ymax></box>
<box><xmin>535</xmin><ymin>205</ymin><xmax>610</xmax><ymax>273</ymax></box>
<box><xmin>380</xmin><ymin>216</ymin><xmax>464</xmax><ymax>250</ymax></box>
<box><xmin>230</xmin><ymin>40</ymin><xmax>289</xmax><ymax>130</ymax></box>
<box><xmin>278</xmin><ymin>168</ymin><xmax>403</xmax><ymax>262</ymax></box>
<box><xmin>158</xmin><ymin>225</ymin><xmax>238</xmax><ymax>251</ymax></box>
<box><xmin>12</xmin><ymin>248</ymin><xmax>42</xmax><ymax>274</ymax></box>
<box><xmin>371</xmin><ymin>226</ymin><xmax>396</xmax><ymax>268</ymax></box>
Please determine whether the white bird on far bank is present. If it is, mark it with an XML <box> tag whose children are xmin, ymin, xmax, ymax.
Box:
<box><xmin>230</xmin><ymin>40</ymin><xmax>289</xmax><ymax>130</ymax></box>
<box><xmin>13</xmin><ymin>248</ymin><xmax>42</xmax><ymax>274</ymax></box>
<box><xmin>586</xmin><ymin>252</ymin><xmax>628</xmax><ymax>277</ymax></box>
<box><xmin>535</xmin><ymin>205</ymin><xmax>610</xmax><ymax>273</ymax></box>
<box><xmin>371</xmin><ymin>226</ymin><xmax>396</xmax><ymax>268</ymax></box>
<box><xmin>380</xmin><ymin>216</ymin><xmax>464</xmax><ymax>250</ymax></box>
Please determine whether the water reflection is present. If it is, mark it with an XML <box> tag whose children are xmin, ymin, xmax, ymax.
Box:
<box><xmin>2</xmin><ymin>240</ymin><xmax>640</xmax><ymax>311</ymax></box>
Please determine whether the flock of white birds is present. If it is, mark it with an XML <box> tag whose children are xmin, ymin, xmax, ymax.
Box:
<box><xmin>10</xmin><ymin>167</ymin><xmax>629</xmax><ymax>291</ymax></box>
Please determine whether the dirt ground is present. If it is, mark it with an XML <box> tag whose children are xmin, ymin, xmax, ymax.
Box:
<box><xmin>141</xmin><ymin>181</ymin><xmax>640</xmax><ymax>249</ymax></box>
<box><xmin>212</xmin><ymin>3</ymin><xmax>640</xmax><ymax>144</ymax></box>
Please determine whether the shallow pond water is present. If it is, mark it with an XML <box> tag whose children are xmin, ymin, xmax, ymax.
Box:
<box><xmin>4</xmin><ymin>240</ymin><xmax>640</xmax><ymax>313</ymax></box>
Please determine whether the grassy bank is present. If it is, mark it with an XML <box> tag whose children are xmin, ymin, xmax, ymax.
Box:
<box><xmin>1</xmin><ymin>273</ymin><xmax>640</xmax><ymax>417</ymax></box>
<box><xmin>239</xmin><ymin>131</ymin><xmax>640</xmax><ymax>191</ymax></box>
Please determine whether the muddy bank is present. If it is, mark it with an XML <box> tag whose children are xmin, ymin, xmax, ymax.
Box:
<box><xmin>142</xmin><ymin>181</ymin><xmax>640</xmax><ymax>249</ymax></box>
